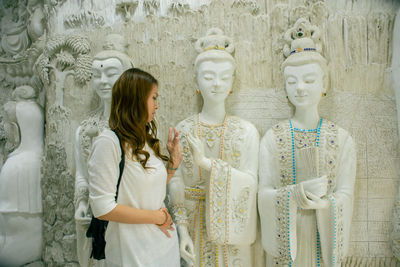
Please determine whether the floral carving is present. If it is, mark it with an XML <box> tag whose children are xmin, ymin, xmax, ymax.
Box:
<box><xmin>232</xmin><ymin>187</ymin><xmax>250</xmax><ymax>233</ymax></box>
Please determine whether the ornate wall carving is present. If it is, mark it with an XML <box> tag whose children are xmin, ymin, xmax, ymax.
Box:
<box><xmin>0</xmin><ymin>0</ymin><xmax>398</xmax><ymax>265</ymax></box>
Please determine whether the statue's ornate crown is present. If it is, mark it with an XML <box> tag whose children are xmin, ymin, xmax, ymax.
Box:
<box><xmin>195</xmin><ymin>28</ymin><xmax>234</xmax><ymax>54</ymax></box>
<box><xmin>283</xmin><ymin>18</ymin><xmax>322</xmax><ymax>58</ymax></box>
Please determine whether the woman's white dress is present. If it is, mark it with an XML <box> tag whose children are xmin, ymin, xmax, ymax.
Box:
<box><xmin>88</xmin><ymin>129</ymin><xmax>180</xmax><ymax>267</ymax></box>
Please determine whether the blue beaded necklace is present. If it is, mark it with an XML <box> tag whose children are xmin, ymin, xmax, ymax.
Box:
<box><xmin>289</xmin><ymin>118</ymin><xmax>322</xmax><ymax>184</ymax></box>
<box><xmin>288</xmin><ymin>117</ymin><xmax>323</xmax><ymax>267</ymax></box>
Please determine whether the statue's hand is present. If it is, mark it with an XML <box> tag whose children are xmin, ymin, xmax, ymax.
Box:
<box><xmin>301</xmin><ymin>175</ymin><xmax>328</xmax><ymax>198</ymax></box>
<box><xmin>177</xmin><ymin>225</ymin><xmax>195</xmax><ymax>266</ymax></box>
<box><xmin>292</xmin><ymin>183</ymin><xmax>330</xmax><ymax>210</ymax></box>
<box><xmin>303</xmin><ymin>191</ymin><xmax>330</xmax><ymax>210</ymax></box>
<box><xmin>187</xmin><ymin>133</ymin><xmax>211</xmax><ymax>171</ymax></box>
<box><xmin>74</xmin><ymin>200</ymin><xmax>91</xmax><ymax>224</ymax></box>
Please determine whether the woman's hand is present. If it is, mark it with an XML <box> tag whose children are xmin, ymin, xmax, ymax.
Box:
<box><xmin>167</xmin><ymin>128</ymin><xmax>182</xmax><ymax>169</ymax></box>
<box><xmin>155</xmin><ymin>208</ymin><xmax>175</xmax><ymax>238</ymax></box>
<box><xmin>187</xmin><ymin>133</ymin><xmax>212</xmax><ymax>171</ymax></box>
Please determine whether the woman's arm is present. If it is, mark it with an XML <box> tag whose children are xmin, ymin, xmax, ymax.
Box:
<box><xmin>166</xmin><ymin>127</ymin><xmax>182</xmax><ymax>183</ymax></box>
<box><xmin>98</xmin><ymin>204</ymin><xmax>174</xmax><ymax>237</ymax></box>
<box><xmin>98</xmin><ymin>204</ymin><xmax>166</xmax><ymax>224</ymax></box>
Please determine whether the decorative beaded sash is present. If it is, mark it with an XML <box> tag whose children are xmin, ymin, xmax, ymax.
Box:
<box><xmin>184</xmin><ymin>187</ymin><xmax>206</xmax><ymax>200</ymax></box>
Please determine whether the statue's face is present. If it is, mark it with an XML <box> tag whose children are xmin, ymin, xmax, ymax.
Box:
<box><xmin>92</xmin><ymin>58</ymin><xmax>124</xmax><ymax>101</ymax></box>
<box><xmin>284</xmin><ymin>62</ymin><xmax>324</xmax><ymax>108</ymax></box>
<box><xmin>197</xmin><ymin>60</ymin><xmax>234</xmax><ymax>104</ymax></box>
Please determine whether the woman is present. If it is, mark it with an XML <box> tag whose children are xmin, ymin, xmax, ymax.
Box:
<box><xmin>88</xmin><ymin>68</ymin><xmax>181</xmax><ymax>266</ymax></box>
<box><xmin>258</xmin><ymin>19</ymin><xmax>356</xmax><ymax>267</ymax></box>
<box><xmin>168</xmin><ymin>28</ymin><xmax>259</xmax><ymax>267</ymax></box>
<box><xmin>74</xmin><ymin>34</ymin><xmax>134</xmax><ymax>267</ymax></box>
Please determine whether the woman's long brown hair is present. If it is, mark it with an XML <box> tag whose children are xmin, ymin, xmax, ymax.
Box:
<box><xmin>109</xmin><ymin>68</ymin><xmax>168</xmax><ymax>168</ymax></box>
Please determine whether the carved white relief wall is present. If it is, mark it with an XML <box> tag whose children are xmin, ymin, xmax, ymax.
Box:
<box><xmin>0</xmin><ymin>0</ymin><xmax>399</xmax><ymax>266</ymax></box>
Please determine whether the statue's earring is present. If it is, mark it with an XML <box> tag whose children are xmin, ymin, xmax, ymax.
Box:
<box><xmin>196</xmin><ymin>89</ymin><xmax>200</xmax><ymax>95</ymax></box>
<box><xmin>229</xmin><ymin>90</ymin><xmax>233</xmax><ymax>95</ymax></box>
<box><xmin>322</xmin><ymin>92</ymin><xmax>327</xmax><ymax>97</ymax></box>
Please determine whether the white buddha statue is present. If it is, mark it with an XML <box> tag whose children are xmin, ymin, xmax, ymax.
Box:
<box><xmin>258</xmin><ymin>18</ymin><xmax>356</xmax><ymax>267</ymax></box>
<box><xmin>0</xmin><ymin>85</ymin><xmax>44</xmax><ymax>266</ymax></box>
<box><xmin>168</xmin><ymin>28</ymin><xmax>260</xmax><ymax>267</ymax></box>
<box><xmin>74</xmin><ymin>34</ymin><xmax>133</xmax><ymax>267</ymax></box>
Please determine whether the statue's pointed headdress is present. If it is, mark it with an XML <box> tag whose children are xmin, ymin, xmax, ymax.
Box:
<box><xmin>282</xmin><ymin>18</ymin><xmax>327</xmax><ymax>74</ymax></box>
<box><xmin>283</xmin><ymin>18</ymin><xmax>322</xmax><ymax>58</ymax></box>
<box><xmin>195</xmin><ymin>28</ymin><xmax>235</xmax><ymax>54</ymax></box>
<box><xmin>194</xmin><ymin>28</ymin><xmax>235</xmax><ymax>69</ymax></box>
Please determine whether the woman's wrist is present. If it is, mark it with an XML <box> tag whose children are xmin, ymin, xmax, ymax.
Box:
<box><xmin>167</xmin><ymin>160</ymin><xmax>179</xmax><ymax>170</ymax></box>
<box><xmin>166</xmin><ymin>161</ymin><xmax>179</xmax><ymax>175</ymax></box>
<box><xmin>155</xmin><ymin>208</ymin><xmax>168</xmax><ymax>226</ymax></box>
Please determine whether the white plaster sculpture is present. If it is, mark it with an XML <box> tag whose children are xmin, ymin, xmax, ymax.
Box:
<box><xmin>258</xmin><ymin>18</ymin><xmax>356</xmax><ymax>267</ymax></box>
<box><xmin>74</xmin><ymin>34</ymin><xmax>133</xmax><ymax>267</ymax></box>
<box><xmin>0</xmin><ymin>85</ymin><xmax>44</xmax><ymax>266</ymax></box>
<box><xmin>168</xmin><ymin>28</ymin><xmax>259</xmax><ymax>267</ymax></box>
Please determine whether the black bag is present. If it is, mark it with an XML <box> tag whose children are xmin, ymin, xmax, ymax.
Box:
<box><xmin>86</xmin><ymin>130</ymin><xmax>125</xmax><ymax>260</ymax></box>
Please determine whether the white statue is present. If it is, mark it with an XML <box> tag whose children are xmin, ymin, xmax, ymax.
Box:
<box><xmin>0</xmin><ymin>85</ymin><xmax>44</xmax><ymax>266</ymax></box>
<box><xmin>74</xmin><ymin>34</ymin><xmax>133</xmax><ymax>267</ymax></box>
<box><xmin>168</xmin><ymin>28</ymin><xmax>259</xmax><ymax>267</ymax></box>
<box><xmin>258</xmin><ymin>19</ymin><xmax>356</xmax><ymax>267</ymax></box>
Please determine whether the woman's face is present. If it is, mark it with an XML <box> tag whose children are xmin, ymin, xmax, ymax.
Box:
<box><xmin>92</xmin><ymin>58</ymin><xmax>123</xmax><ymax>102</ymax></box>
<box><xmin>146</xmin><ymin>84</ymin><xmax>159</xmax><ymax>123</ymax></box>
<box><xmin>197</xmin><ymin>60</ymin><xmax>234</xmax><ymax>104</ymax></box>
<box><xmin>284</xmin><ymin>62</ymin><xmax>325</xmax><ymax>109</ymax></box>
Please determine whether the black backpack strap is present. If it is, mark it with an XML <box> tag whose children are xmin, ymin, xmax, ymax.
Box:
<box><xmin>86</xmin><ymin>129</ymin><xmax>126</xmax><ymax>260</ymax></box>
<box><xmin>112</xmin><ymin>129</ymin><xmax>125</xmax><ymax>200</ymax></box>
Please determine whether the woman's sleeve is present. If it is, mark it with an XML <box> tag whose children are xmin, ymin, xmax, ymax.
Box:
<box><xmin>88</xmin><ymin>134</ymin><xmax>121</xmax><ymax>218</ymax></box>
